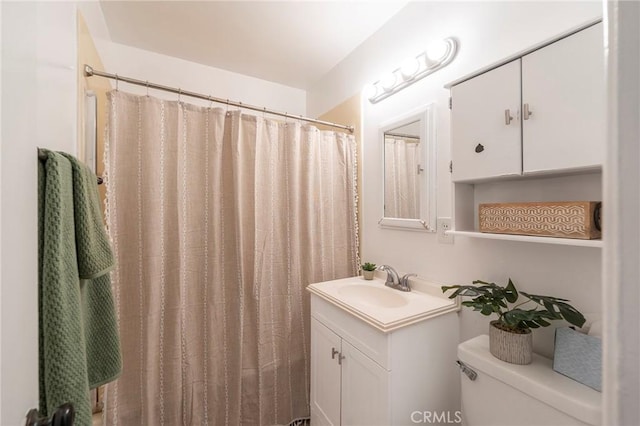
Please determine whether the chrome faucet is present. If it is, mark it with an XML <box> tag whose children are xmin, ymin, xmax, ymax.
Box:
<box><xmin>378</xmin><ymin>265</ymin><xmax>399</xmax><ymax>286</ymax></box>
<box><xmin>378</xmin><ymin>265</ymin><xmax>413</xmax><ymax>292</ymax></box>
<box><xmin>399</xmin><ymin>273</ymin><xmax>416</xmax><ymax>292</ymax></box>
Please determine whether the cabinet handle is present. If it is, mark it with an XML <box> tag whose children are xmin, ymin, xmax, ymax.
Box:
<box><xmin>504</xmin><ymin>109</ymin><xmax>513</xmax><ymax>125</ymax></box>
<box><xmin>331</xmin><ymin>347</ymin><xmax>339</xmax><ymax>359</ymax></box>
<box><xmin>338</xmin><ymin>353</ymin><xmax>345</xmax><ymax>365</ymax></box>
<box><xmin>523</xmin><ymin>103</ymin><xmax>533</xmax><ymax>120</ymax></box>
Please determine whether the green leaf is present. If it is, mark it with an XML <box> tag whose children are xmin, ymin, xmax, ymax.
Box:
<box><xmin>449</xmin><ymin>279</ymin><xmax>586</xmax><ymax>332</ymax></box>
<box><xmin>504</xmin><ymin>278</ymin><xmax>519</xmax><ymax>303</ymax></box>
<box><xmin>480</xmin><ymin>305</ymin><xmax>494</xmax><ymax>315</ymax></box>
<box><xmin>533</xmin><ymin>318</ymin><xmax>551</xmax><ymax>327</ymax></box>
<box><xmin>542</xmin><ymin>300</ymin><xmax>558</xmax><ymax>315</ymax></box>
<box><xmin>557</xmin><ymin>303</ymin><xmax>586</xmax><ymax>327</ymax></box>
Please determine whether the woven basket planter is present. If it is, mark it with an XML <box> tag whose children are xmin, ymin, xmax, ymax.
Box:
<box><xmin>489</xmin><ymin>321</ymin><xmax>533</xmax><ymax>365</ymax></box>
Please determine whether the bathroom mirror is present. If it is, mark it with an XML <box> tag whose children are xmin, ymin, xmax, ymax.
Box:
<box><xmin>379</xmin><ymin>104</ymin><xmax>436</xmax><ymax>231</ymax></box>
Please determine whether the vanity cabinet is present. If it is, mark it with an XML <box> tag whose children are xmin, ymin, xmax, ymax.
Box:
<box><xmin>311</xmin><ymin>318</ymin><xmax>389</xmax><ymax>426</ymax></box>
<box><xmin>310</xmin><ymin>293</ymin><xmax>459</xmax><ymax>426</ymax></box>
<box><xmin>451</xmin><ymin>22</ymin><xmax>604</xmax><ymax>182</ymax></box>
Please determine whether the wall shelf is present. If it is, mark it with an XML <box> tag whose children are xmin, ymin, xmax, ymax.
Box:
<box><xmin>447</xmin><ymin>230</ymin><xmax>603</xmax><ymax>248</ymax></box>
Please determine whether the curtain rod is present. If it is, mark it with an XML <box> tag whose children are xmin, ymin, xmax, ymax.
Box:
<box><xmin>84</xmin><ymin>65</ymin><xmax>354</xmax><ymax>133</ymax></box>
<box><xmin>384</xmin><ymin>132</ymin><xmax>420</xmax><ymax>140</ymax></box>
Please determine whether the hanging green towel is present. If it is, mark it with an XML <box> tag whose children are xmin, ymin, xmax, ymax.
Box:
<box><xmin>38</xmin><ymin>150</ymin><xmax>122</xmax><ymax>426</ymax></box>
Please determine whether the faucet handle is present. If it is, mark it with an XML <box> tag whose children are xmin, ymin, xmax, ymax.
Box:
<box><xmin>400</xmin><ymin>273</ymin><xmax>417</xmax><ymax>288</ymax></box>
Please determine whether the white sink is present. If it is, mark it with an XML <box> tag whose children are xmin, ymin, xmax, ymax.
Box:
<box><xmin>338</xmin><ymin>284</ymin><xmax>408</xmax><ymax>308</ymax></box>
<box><xmin>307</xmin><ymin>275</ymin><xmax>460</xmax><ymax>332</ymax></box>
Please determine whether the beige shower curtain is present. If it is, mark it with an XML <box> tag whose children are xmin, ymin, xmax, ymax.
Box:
<box><xmin>384</xmin><ymin>137</ymin><xmax>421</xmax><ymax>218</ymax></box>
<box><xmin>103</xmin><ymin>91</ymin><xmax>358</xmax><ymax>426</ymax></box>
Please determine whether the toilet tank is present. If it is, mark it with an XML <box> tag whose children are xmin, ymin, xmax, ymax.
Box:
<box><xmin>458</xmin><ymin>335</ymin><xmax>601</xmax><ymax>426</ymax></box>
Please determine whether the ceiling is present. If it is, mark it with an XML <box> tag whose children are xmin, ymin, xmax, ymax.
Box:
<box><xmin>100</xmin><ymin>1</ymin><xmax>408</xmax><ymax>90</ymax></box>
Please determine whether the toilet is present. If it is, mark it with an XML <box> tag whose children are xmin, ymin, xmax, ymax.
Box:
<box><xmin>457</xmin><ymin>335</ymin><xmax>601</xmax><ymax>426</ymax></box>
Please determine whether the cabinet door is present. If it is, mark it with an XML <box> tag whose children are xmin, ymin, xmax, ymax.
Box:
<box><xmin>451</xmin><ymin>60</ymin><xmax>522</xmax><ymax>182</ymax></box>
<box><xmin>522</xmin><ymin>23</ymin><xmax>604</xmax><ymax>173</ymax></box>
<box><xmin>341</xmin><ymin>340</ymin><xmax>390</xmax><ymax>426</ymax></box>
<box><xmin>311</xmin><ymin>318</ymin><xmax>342</xmax><ymax>426</ymax></box>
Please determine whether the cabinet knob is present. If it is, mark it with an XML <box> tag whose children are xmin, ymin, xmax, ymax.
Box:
<box><xmin>504</xmin><ymin>109</ymin><xmax>514</xmax><ymax>125</ymax></box>
<box><xmin>475</xmin><ymin>143</ymin><xmax>485</xmax><ymax>153</ymax></box>
<box><xmin>523</xmin><ymin>103</ymin><xmax>533</xmax><ymax>120</ymax></box>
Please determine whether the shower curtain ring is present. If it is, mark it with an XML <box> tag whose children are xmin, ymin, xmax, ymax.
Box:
<box><xmin>115</xmin><ymin>74</ymin><xmax>119</xmax><ymax>91</ymax></box>
<box><xmin>145</xmin><ymin>81</ymin><xmax>149</xmax><ymax>97</ymax></box>
<box><xmin>208</xmin><ymin>96</ymin><xmax>213</xmax><ymax>109</ymax></box>
<box><xmin>263</xmin><ymin>107</ymin><xmax>267</xmax><ymax>119</ymax></box>
<box><xmin>226</xmin><ymin>99</ymin><xmax>230</xmax><ymax>115</ymax></box>
<box><xmin>178</xmin><ymin>88</ymin><xmax>182</xmax><ymax>103</ymax></box>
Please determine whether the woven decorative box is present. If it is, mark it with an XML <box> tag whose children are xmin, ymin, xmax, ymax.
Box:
<box><xmin>553</xmin><ymin>327</ymin><xmax>602</xmax><ymax>392</ymax></box>
<box><xmin>478</xmin><ymin>201</ymin><xmax>602</xmax><ymax>240</ymax></box>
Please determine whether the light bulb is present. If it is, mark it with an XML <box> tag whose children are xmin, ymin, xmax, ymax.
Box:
<box><xmin>400</xmin><ymin>57</ymin><xmax>420</xmax><ymax>80</ymax></box>
<box><xmin>426</xmin><ymin>39</ymin><xmax>449</xmax><ymax>63</ymax></box>
<box><xmin>366</xmin><ymin>83</ymin><xmax>380</xmax><ymax>101</ymax></box>
<box><xmin>381</xmin><ymin>72</ymin><xmax>398</xmax><ymax>92</ymax></box>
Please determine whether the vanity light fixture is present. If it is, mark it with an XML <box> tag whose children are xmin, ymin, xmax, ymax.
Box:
<box><xmin>368</xmin><ymin>38</ymin><xmax>458</xmax><ymax>104</ymax></box>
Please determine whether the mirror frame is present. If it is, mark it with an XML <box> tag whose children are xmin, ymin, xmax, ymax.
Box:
<box><xmin>378</xmin><ymin>103</ymin><xmax>436</xmax><ymax>232</ymax></box>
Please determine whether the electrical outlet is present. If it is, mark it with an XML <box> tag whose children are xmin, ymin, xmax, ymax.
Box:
<box><xmin>437</xmin><ymin>217</ymin><xmax>454</xmax><ymax>244</ymax></box>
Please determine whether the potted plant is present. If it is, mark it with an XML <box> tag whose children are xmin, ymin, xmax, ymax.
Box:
<box><xmin>361</xmin><ymin>262</ymin><xmax>377</xmax><ymax>280</ymax></box>
<box><xmin>442</xmin><ymin>279</ymin><xmax>585</xmax><ymax>365</ymax></box>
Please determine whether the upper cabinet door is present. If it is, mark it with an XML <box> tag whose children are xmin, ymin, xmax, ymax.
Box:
<box><xmin>451</xmin><ymin>60</ymin><xmax>522</xmax><ymax>182</ymax></box>
<box><xmin>522</xmin><ymin>23</ymin><xmax>604</xmax><ymax>174</ymax></box>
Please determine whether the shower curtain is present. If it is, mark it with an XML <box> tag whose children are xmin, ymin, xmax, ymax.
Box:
<box><xmin>384</xmin><ymin>137</ymin><xmax>421</xmax><ymax>218</ymax></box>
<box><xmin>103</xmin><ymin>91</ymin><xmax>358</xmax><ymax>425</ymax></box>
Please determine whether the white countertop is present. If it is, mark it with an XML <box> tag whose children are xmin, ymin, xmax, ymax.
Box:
<box><xmin>307</xmin><ymin>274</ymin><xmax>460</xmax><ymax>332</ymax></box>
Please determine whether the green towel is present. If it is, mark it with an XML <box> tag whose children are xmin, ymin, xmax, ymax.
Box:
<box><xmin>38</xmin><ymin>150</ymin><xmax>122</xmax><ymax>425</ymax></box>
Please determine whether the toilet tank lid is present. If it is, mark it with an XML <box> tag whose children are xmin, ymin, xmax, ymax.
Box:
<box><xmin>458</xmin><ymin>335</ymin><xmax>601</xmax><ymax>426</ymax></box>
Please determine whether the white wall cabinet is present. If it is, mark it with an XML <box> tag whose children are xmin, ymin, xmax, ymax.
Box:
<box><xmin>450</xmin><ymin>22</ymin><xmax>604</xmax><ymax>182</ymax></box>
<box><xmin>521</xmin><ymin>23</ymin><xmax>604</xmax><ymax>174</ymax></box>
<box><xmin>446</xmin><ymin>21</ymin><xmax>605</xmax><ymax>247</ymax></box>
<box><xmin>310</xmin><ymin>294</ymin><xmax>459</xmax><ymax>426</ymax></box>
<box><xmin>450</xmin><ymin>60</ymin><xmax>522</xmax><ymax>182</ymax></box>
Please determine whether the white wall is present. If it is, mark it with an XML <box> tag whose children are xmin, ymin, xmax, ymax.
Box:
<box><xmin>603</xmin><ymin>1</ymin><xmax>640</xmax><ymax>424</ymax></box>
<box><xmin>0</xmin><ymin>0</ymin><xmax>3</xmax><ymax>421</ymax></box>
<box><xmin>78</xmin><ymin>1</ymin><xmax>306</xmax><ymax>116</ymax></box>
<box><xmin>308</xmin><ymin>1</ymin><xmax>603</xmax><ymax>357</ymax></box>
<box><xmin>1</xmin><ymin>2</ymin><xmax>78</xmax><ymax>424</ymax></box>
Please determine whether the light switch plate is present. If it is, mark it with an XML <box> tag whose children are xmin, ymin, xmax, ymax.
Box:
<box><xmin>437</xmin><ymin>218</ymin><xmax>454</xmax><ymax>244</ymax></box>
